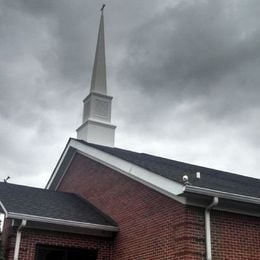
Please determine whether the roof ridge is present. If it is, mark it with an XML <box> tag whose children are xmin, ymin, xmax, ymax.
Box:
<box><xmin>0</xmin><ymin>182</ymin><xmax>79</xmax><ymax>195</ymax></box>
<box><xmin>75</xmin><ymin>138</ymin><xmax>260</xmax><ymax>182</ymax></box>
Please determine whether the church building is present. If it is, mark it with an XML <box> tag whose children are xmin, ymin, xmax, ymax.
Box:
<box><xmin>0</xmin><ymin>7</ymin><xmax>260</xmax><ymax>260</ymax></box>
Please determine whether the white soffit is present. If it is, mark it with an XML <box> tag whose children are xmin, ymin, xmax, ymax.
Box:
<box><xmin>51</xmin><ymin>139</ymin><xmax>185</xmax><ymax>203</ymax></box>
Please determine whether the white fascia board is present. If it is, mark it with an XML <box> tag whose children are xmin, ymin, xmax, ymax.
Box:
<box><xmin>46</xmin><ymin>139</ymin><xmax>74</xmax><ymax>189</ymax></box>
<box><xmin>184</xmin><ymin>185</ymin><xmax>260</xmax><ymax>205</ymax></box>
<box><xmin>0</xmin><ymin>200</ymin><xmax>8</xmax><ymax>215</ymax></box>
<box><xmin>7</xmin><ymin>212</ymin><xmax>118</xmax><ymax>232</ymax></box>
<box><xmin>63</xmin><ymin>139</ymin><xmax>185</xmax><ymax>203</ymax></box>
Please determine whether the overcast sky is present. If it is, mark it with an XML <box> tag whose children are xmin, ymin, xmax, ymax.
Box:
<box><xmin>1</xmin><ymin>0</ymin><xmax>260</xmax><ymax>188</ymax></box>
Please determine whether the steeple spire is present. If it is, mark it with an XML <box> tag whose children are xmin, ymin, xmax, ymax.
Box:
<box><xmin>90</xmin><ymin>5</ymin><xmax>107</xmax><ymax>94</ymax></box>
<box><xmin>77</xmin><ymin>6</ymin><xmax>116</xmax><ymax>147</ymax></box>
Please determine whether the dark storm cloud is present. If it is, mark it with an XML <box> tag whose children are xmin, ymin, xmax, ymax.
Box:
<box><xmin>0</xmin><ymin>0</ymin><xmax>93</xmax><ymax>185</ymax></box>
<box><xmin>112</xmin><ymin>0</ymin><xmax>260</xmax><ymax>179</ymax></box>
<box><xmin>0</xmin><ymin>0</ymin><xmax>164</xmax><ymax>123</ymax></box>
<box><xmin>0</xmin><ymin>0</ymin><xmax>260</xmax><ymax>186</ymax></box>
<box><xmin>119</xmin><ymin>0</ymin><xmax>260</xmax><ymax>120</ymax></box>
<box><xmin>3</xmin><ymin>0</ymin><xmax>54</xmax><ymax>15</ymax></box>
<box><xmin>0</xmin><ymin>0</ymin><xmax>97</xmax><ymax>127</ymax></box>
<box><xmin>0</xmin><ymin>0</ymin><xmax>162</xmax><ymax>185</ymax></box>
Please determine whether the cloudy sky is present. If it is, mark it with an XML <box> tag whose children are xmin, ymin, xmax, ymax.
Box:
<box><xmin>1</xmin><ymin>0</ymin><xmax>260</xmax><ymax>188</ymax></box>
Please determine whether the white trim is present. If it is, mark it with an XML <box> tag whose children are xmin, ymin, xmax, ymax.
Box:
<box><xmin>47</xmin><ymin>139</ymin><xmax>260</xmax><ymax>208</ymax></box>
<box><xmin>0</xmin><ymin>200</ymin><xmax>8</xmax><ymax>215</ymax></box>
<box><xmin>83</xmin><ymin>92</ymin><xmax>113</xmax><ymax>102</ymax></box>
<box><xmin>7</xmin><ymin>212</ymin><xmax>118</xmax><ymax>232</ymax></box>
<box><xmin>184</xmin><ymin>185</ymin><xmax>260</xmax><ymax>205</ymax></box>
<box><xmin>55</xmin><ymin>152</ymin><xmax>77</xmax><ymax>192</ymax></box>
<box><xmin>51</xmin><ymin>139</ymin><xmax>185</xmax><ymax>202</ymax></box>
<box><xmin>0</xmin><ymin>201</ymin><xmax>118</xmax><ymax>232</ymax></box>
<box><xmin>46</xmin><ymin>141</ymin><xmax>72</xmax><ymax>189</ymax></box>
<box><xmin>77</xmin><ymin>119</ymin><xmax>116</xmax><ymax>131</ymax></box>
<box><xmin>179</xmin><ymin>196</ymin><xmax>260</xmax><ymax>217</ymax></box>
<box><xmin>14</xmin><ymin>219</ymin><xmax>27</xmax><ymax>260</ymax></box>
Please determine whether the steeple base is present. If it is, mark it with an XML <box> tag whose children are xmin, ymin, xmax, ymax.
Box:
<box><xmin>77</xmin><ymin>119</ymin><xmax>116</xmax><ymax>147</ymax></box>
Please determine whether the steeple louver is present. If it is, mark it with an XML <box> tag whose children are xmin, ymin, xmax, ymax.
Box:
<box><xmin>77</xmin><ymin>6</ymin><xmax>116</xmax><ymax>147</ymax></box>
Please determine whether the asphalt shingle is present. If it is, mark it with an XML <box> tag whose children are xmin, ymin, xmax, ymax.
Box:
<box><xmin>77</xmin><ymin>139</ymin><xmax>260</xmax><ymax>198</ymax></box>
<box><xmin>0</xmin><ymin>182</ymin><xmax>117</xmax><ymax>226</ymax></box>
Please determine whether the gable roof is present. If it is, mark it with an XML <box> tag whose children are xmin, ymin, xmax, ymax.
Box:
<box><xmin>47</xmin><ymin>138</ymin><xmax>260</xmax><ymax>217</ymax></box>
<box><xmin>77</xmin><ymin>140</ymin><xmax>260</xmax><ymax>198</ymax></box>
<box><xmin>0</xmin><ymin>182</ymin><xmax>117</xmax><ymax>231</ymax></box>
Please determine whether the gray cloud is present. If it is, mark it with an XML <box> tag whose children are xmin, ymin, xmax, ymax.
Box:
<box><xmin>119</xmin><ymin>0</ymin><xmax>260</xmax><ymax>119</ymax></box>
<box><xmin>0</xmin><ymin>0</ymin><xmax>260</xmax><ymax>186</ymax></box>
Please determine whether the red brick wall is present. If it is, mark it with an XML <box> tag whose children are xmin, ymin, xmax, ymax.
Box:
<box><xmin>58</xmin><ymin>153</ymin><xmax>206</xmax><ymax>259</ymax></box>
<box><xmin>58</xmin><ymin>153</ymin><xmax>260</xmax><ymax>260</ymax></box>
<box><xmin>2</xmin><ymin>218</ymin><xmax>14</xmax><ymax>259</ymax></box>
<box><xmin>4</xmin><ymin>227</ymin><xmax>112</xmax><ymax>260</ymax></box>
<box><xmin>211</xmin><ymin>210</ymin><xmax>260</xmax><ymax>260</ymax></box>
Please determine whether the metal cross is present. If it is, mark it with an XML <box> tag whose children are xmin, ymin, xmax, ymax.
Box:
<box><xmin>101</xmin><ymin>4</ymin><xmax>106</xmax><ymax>12</ymax></box>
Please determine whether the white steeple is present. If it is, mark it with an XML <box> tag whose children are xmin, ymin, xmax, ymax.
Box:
<box><xmin>77</xmin><ymin>5</ymin><xmax>116</xmax><ymax>147</ymax></box>
<box><xmin>90</xmin><ymin>6</ymin><xmax>107</xmax><ymax>95</ymax></box>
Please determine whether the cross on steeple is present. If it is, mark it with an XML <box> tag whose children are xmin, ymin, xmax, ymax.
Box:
<box><xmin>100</xmin><ymin>4</ymin><xmax>106</xmax><ymax>12</ymax></box>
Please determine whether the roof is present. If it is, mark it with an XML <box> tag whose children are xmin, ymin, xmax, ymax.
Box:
<box><xmin>0</xmin><ymin>182</ymin><xmax>117</xmax><ymax>228</ymax></box>
<box><xmin>76</xmin><ymin>139</ymin><xmax>260</xmax><ymax>198</ymax></box>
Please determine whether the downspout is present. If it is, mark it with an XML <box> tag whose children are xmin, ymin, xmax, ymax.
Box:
<box><xmin>14</xmin><ymin>219</ymin><xmax>27</xmax><ymax>260</ymax></box>
<box><xmin>205</xmin><ymin>197</ymin><xmax>218</xmax><ymax>260</ymax></box>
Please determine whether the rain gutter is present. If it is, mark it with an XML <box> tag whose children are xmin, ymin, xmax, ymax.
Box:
<box><xmin>184</xmin><ymin>185</ymin><xmax>260</xmax><ymax>205</ymax></box>
<box><xmin>7</xmin><ymin>211</ymin><xmax>118</xmax><ymax>232</ymax></box>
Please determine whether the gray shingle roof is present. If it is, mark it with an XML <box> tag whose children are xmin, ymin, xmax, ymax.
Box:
<box><xmin>77</xmin><ymin>139</ymin><xmax>260</xmax><ymax>198</ymax></box>
<box><xmin>0</xmin><ymin>182</ymin><xmax>117</xmax><ymax>227</ymax></box>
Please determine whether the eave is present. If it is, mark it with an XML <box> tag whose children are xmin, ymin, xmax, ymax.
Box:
<box><xmin>0</xmin><ymin>200</ymin><xmax>118</xmax><ymax>237</ymax></box>
<box><xmin>46</xmin><ymin>138</ymin><xmax>185</xmax><ymax>203</ymax></box>
<box><xmin>182</xmin><ymin>185</ymin><xmax>260</xmax><ymax>217</ymax></box>
<box><xmin>184</xmin><ymin>185</ymin><xmax>260</xmax><ymax>205</ymax></box>
<box><xmin>46</xmin><ymin>138</ymin><xmax>260</xmax><ymax>217</ymax></box>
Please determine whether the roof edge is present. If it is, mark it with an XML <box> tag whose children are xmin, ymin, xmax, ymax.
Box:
<box><xmin>47</xmin><ymin>139</ymin><xmax>185</xmax><ymax>203</ymax></box>
<box><xmin>46</xmin><ymin>139</ymin><xmax>260</xmax><ymax>206</ymax></box>
<box><xmin>46</xmin><ymin>138</ymin><xmax>73</xmax><ymax>189</ymax></box>
<box><xmin>0</xmin><ymin>200</ymin><xmax>8</xmax><ymax>215</ymax></box>
<box><xmin>184</xmin><ymin>185</ymin><xmax>260</xmax><ymax>205</ymax></box>
<box><xmin>6</xmin><ymin>211</ymin><xmax>119</xmax><ymax>232</ymax></box>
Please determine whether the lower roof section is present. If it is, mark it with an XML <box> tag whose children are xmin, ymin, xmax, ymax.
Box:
<box><xmin>0</xmin><ymin>182</ymin><xmax>118</xmax><ymax>235</ymax></box>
